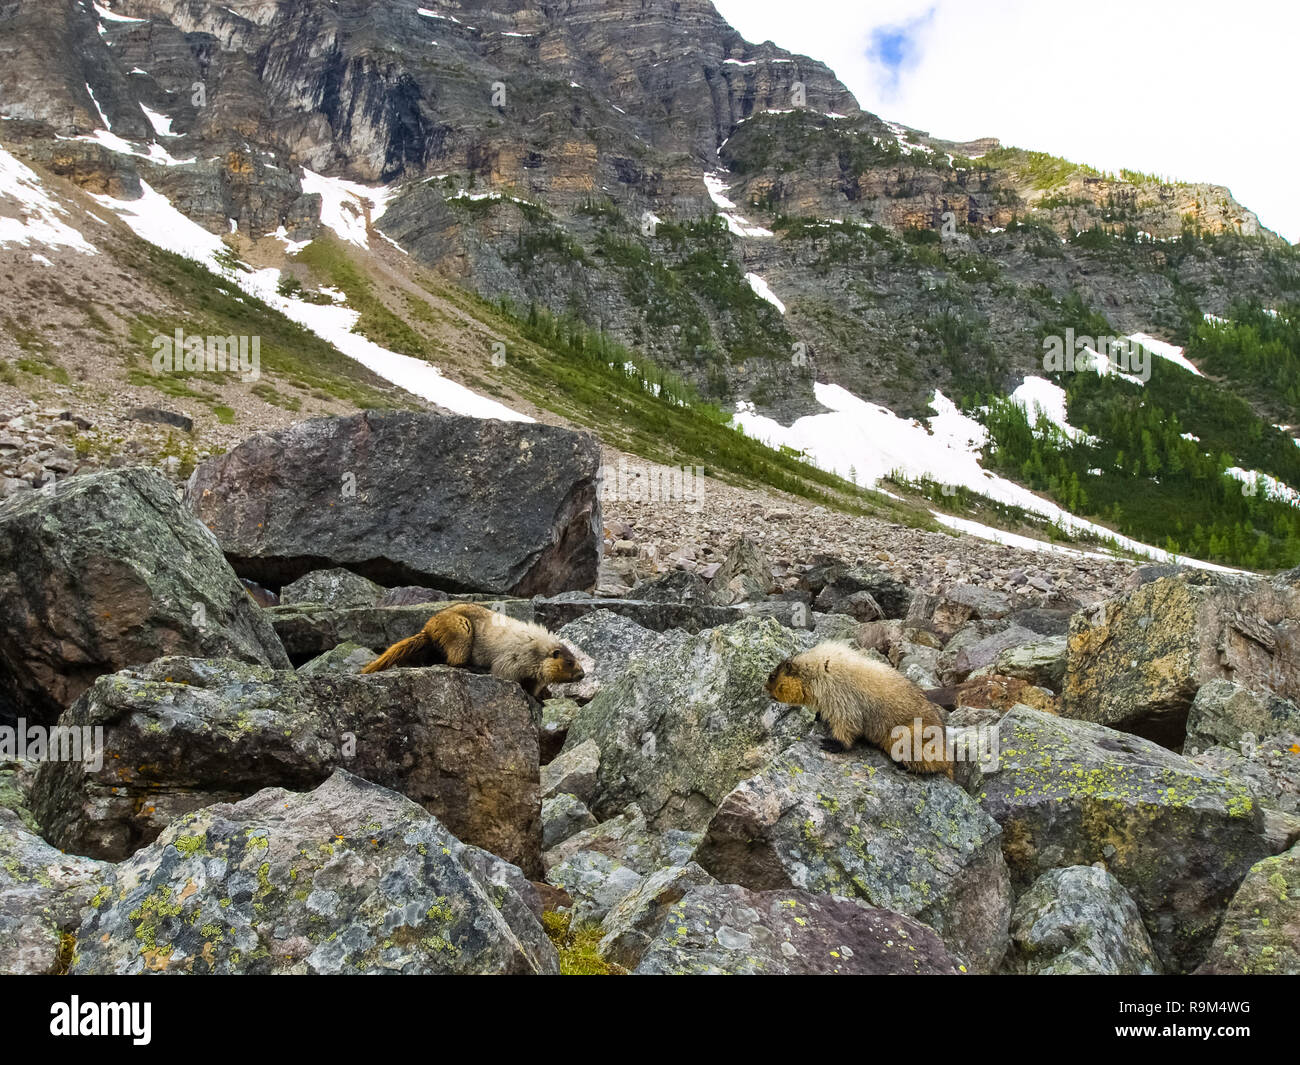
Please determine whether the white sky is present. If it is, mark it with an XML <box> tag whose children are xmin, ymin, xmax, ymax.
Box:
<box><xmin>713</xmin><ymin>0</ymin><xmax>1300</xmax><ymax>243</ymax></box>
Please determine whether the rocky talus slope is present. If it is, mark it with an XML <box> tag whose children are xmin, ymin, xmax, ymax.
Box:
<box><xmin>2</xmin><ymin>413</ymin><xmax>1297</xmax><ymax>975</ymax></box>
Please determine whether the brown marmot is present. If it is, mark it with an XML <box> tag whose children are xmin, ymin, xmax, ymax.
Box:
<box><xmin>361</xmin><ymin>602</ymin><xmax>584</xmax><ymax>699</ymax></box>
<box><xmin>766</xmin><ymin>641</ymin><xmax>953</xmax><ymax>778</ymax></box>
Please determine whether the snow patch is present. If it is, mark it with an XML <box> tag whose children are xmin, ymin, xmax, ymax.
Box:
<box><xmin>703</xmin><ymin>171</ymin><xmax>773</xmax><ymax>238</ymax></box>
<box><xmin>744</xmin><ymin>272</ymin><xmax>785</xmax><ymax>314</ymax></box>
<box><xmin>140</xmin><ymin>104</ymin><xmax>178</xmax><ymax>138</ymax></box>
<box><xmin>732</xmin><ymin>381</ymin><xmax>1236</xmax><ymax>570</ymax></box>
<box><xmin>417</xmin><ymin>7</ymin><xmax>461</xmax><ymax>22</ymax></box>
<box><xmin>0</xmin><ymin>145</ymin><xmax>97</xmax><ymax>254</ymax></box>
<box><xmin>1225</xmin><ymin>467</ymin><xmax>1300</xmax><ymax>509</ymax></box>
<box><xmin>1128</xmin><ymin>332</ymin><xmax>1201</xmax><ymax>376</ymax></box>
<box><xmin>299</xmin><ymin>169</ymin><xmax>394</xmax><ymax>249</ymax></box>
<box><xmin>93</xmin><ymin>2</ymin><xmax>146</xmax><ymax>22</ymax></box>
<box><xmin>1010</xmin><ymin>376</ymin><xmax>1097</xmax><ymax>445</ymax></box>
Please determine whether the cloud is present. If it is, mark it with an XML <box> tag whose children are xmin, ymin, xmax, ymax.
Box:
<box><xmin>864</xmin><ymin>8</ymin><xmax>934</xmax><ymax>97</ymax></box>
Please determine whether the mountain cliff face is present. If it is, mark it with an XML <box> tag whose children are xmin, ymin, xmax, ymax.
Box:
<box><xmin>4</xmin><ymin>0</ymin><xmax>1291</xmax><ymax>410</ymax></box>
<box><xmin>3</xmin><ymin>0</ymin><xmax>1300</xmax><ymax>570</ymax></box>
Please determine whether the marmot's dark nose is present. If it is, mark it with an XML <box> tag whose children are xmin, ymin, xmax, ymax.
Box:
<box><xmin>573</xmin><ymin>667</ymin><xmax>586</xmax><ymax>680</ymax></box>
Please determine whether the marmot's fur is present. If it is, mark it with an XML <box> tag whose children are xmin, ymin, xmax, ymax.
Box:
<box><xmin>361</xmin><ymin>602</ymin><xmax>584</xmax><ymax>699</ymax></box>
<box><xmin>766</xmin><ymin>641</ymin><xmax>952</xmax><ymax>778</ymax></box>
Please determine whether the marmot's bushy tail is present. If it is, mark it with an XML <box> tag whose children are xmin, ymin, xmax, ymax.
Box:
<box><xmin>361</xmin><ymin>631</ymin><xmax>432</xmax><ymax>673</ymax></box>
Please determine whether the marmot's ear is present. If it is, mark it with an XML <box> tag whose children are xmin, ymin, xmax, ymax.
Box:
<box><xmin>824</xmin><ymin>659</ymin><xmax>832</xmax><ymax>672</ymax></box>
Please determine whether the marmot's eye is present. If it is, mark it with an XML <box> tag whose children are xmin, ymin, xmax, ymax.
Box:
<box><xmin>551</xmin><ymin>650</ymin><xmax>563</xmax><ymax>658</ymax></box>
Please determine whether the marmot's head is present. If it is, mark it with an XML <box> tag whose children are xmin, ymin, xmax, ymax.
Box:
<box><xmin>766</xmin><ymin>658</ymin><xmax>809</xmax><ymax>705</ymax></box>
<box><xmin>539</xmin><ymin>643</ymin><xmax>585</xmax><ymax>685</ymax></box>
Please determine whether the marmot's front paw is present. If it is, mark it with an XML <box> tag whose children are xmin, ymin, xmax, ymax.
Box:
<box><xmin>820</xmin><ymin>737</ymin><xmax>846</xmax><ymax>754</ymax></box>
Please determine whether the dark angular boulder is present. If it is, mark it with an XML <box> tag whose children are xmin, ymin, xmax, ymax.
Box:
<box><xmin>0</xmin><ymin>467</ymin><xmax>289</xmax><ymax>726</ymax></box>
<box><xmin>185</xmin><ymin>412</ymin><xmax>602</xmax><ymax>595</ymax></box>
<box><xmin>31</xmin><ymin>657</ymin><xmax>544</xmax><ymax>876</ymax></box>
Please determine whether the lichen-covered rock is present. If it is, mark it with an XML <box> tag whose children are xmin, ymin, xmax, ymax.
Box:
<box><xmin>695</xmin><ymin>739</ymin><xmax>1011</xmax><ymax>971</ymax></box>
<box><xmin>541</xmin><ymin>697</ymin><xmax>581</xmax><ymax>762</ymax></box>
<box><xmin>0</xmin><ymin>807</ymin><xmax>107</xmax><ymax>975</ymax></box>
<box><xmin>185</xmin><ymin>412</ymin><xmax>602</xmax><ymax>596</ymax></box>
<box><xmin>597</xmin><ymin>862</ymin><xmax>717</xmax><ymax>969</ymax></box>
<box><xmin>991</xmin><ymin>635</ymin><xmax>1069</xmax><ymax>691</ymax></box>
<box><xmin>947</xmin><ymin>674</ymin><xmax>1058</xmax><ymax>715</ymax></box>
<box><xmin>633</xmin><ymin>886</ymin><xmax>968</xmax><ymax>975</ymax></box>
<box><xmin>541</xmin><ymin>739</ymin><xmax>600</xmax><ymax>804</ymax></box>
<box><xmin>1196</xmin><ymin>843</ymin><xmax>1300</xmax><ymax>975</ymax></box>
<box><xmin>976</xmin><ymin>706</ymin><xmax>1275</xmax><ymax>972</ymax></box>
<box><xmin>0</xmin><ymin>758</ymin><xmax>38</xmax><ymax>832</ymax></box>
<box><xmin>912</xmin><ymin>584</ymin><xmax>1013</xmax><ymax>642</ymax></box>
<box><xmin>278</xmin><ymin>568</ymin><xmax>383</xmax><ymax>610</ymax></box>
<box><xmin>1184</xmin><ymin>680</ymin><xmax>1300</xmax><ymax>752</ymax></box>
<box><xmin>68</xmin><ymin>771</ymin><xmax>559</xmax><ymax>974</ymax></box>
<box><xmin>32</xmin><ymin>657</ymin><xmax>543</xmax><ymax>875</ymax></box>
<box><xmin>1062</xmin><ymin>572</ymin><xmax>1300</xmax><ymax>747</ymax></box>
<box><xmin>0</xmin><ymin>467</ymin><xmax>289</xmax><ymax>726</ymax></box>
<box><xmin>296</xmin><ymin>641</ymin><xmax>377</xmax><ymax>676</ymax></box>
<box><xmin>1008</xmin><ymin>866</ymin><xmax>1160</xmax><ymax>975</ymax></box>
<box><xmin>550</xmin><ymin>609</ymin><xmax>686</xmax><ymax>701</ymax></box>
<box><xmin>1190</xmin><ymin>732</ymin><xmax>1300</xmax><ymax>815</ymax></box>
<box><xmin>545</xmin><ymin>850</ymin><xmax>645</xmax><ymax>926</ymax></box>
<box><xmin>896</xmin><ymin>640</ymin><xmax>941</xmax><ymax>688</ymax></box>
<box><xmin>544</xmin><ymin>805</ymin><xmax>703</xmax><ymax>876</ymax></box>
<box><xmin>562</xmin><ymin>616</ymin><xmax>817</xmax><ymax>829</ymax></box>
<box><xmin>542</xmin><ymin>793</ymin><xmax>597</xmax><ymax>850</ymax></box>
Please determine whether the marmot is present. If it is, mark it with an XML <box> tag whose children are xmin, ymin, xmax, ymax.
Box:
<box><xmin>361</xmin><ymin>602</ymin><xmax>584</xmax><ymax>699</ymax></box>
<box><xmin>766</xmin><ymin>641</ymin><xmax>953</xmax><ymax>778</ymax></box>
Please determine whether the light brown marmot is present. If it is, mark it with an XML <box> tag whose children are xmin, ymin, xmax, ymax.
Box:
<box><xmin>766</xmin><ymin>641</ymin><xmax>953</xmax><ymax>778</ymax></box>
<box><xmin>361</xmin><ymin>602</ymin><xmax>584</xmax><ymax>699</ymax></box>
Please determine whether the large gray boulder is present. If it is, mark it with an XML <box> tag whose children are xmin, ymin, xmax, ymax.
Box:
<box><xmin>69</xmin><ymin>771</ymin><xmax>559</xmax><ymax>974</ymax></box>
<box><xmin>1196</xmin><ymin>842</ymin><xmax>1300</xmax><ymax>975</ymax></box>
<box><xmin>0</xmin><ymin>468</ymin><xmax>289</xmax><ymax>726</ymax></box>
<box><xmin>542</xmin><ymin>793</ymin><xmax>597</xmax><ymax>850</ymax></box>
<box><xmin>936</xmin><ymin>623</ymin><xmax>1038</xmax><ymax>686</ymax></box>
<box><xmin>1184</xmin><ymin>680</ymin><xmax>1300</xmax><ymax>752</ymax></box>
<box><xmin>278</xmin><ymin>568</ymin><xmax>383</xmax><ymax>609</ymax></box>
<box><xmin>1191</xmin><ymin>731</ymin><xmax>1300</xmax><ymax>816</ymax></box>
<box><xmin>695</xmin><ymin>739</ymin><xmax>1011</xmax><ymax>971</ymax></box>
<box><xmin>1062</xmin><ymin>571</ymin><xmax>1300</xmax><ymax>747</ymax></box>
<box><xmin>596</xmin><ymin>862</ymin><xmax>717</xmax><ymax>969</ymax></box>
<box><xmin>1007</xmin><ymin>866</ymin><xmax>1161</xmax><ymax>974</ymax></box>
<box><xmin>185</xmin><ymin>412</ymin><xmax>601</xmax><ymax>596</ymax></box>
<box><xmin>550</xmin><ymin>610</ymin><xmax>688</xmax><ymax>701</ymax></box>
<box><xmin>977</xmin><ymin>706</ymin><xmax>1276</xmax><ymax>972</ymax></box>
<box><xmin>989</xmin><ymin>634</ymin><xmax>1069</xmax><ymax>691</ymax></box>
<box><xmin>543</xmin><ymin>804</ymin><xmax>702</xmax><ymax>875</ymax></box>
<box><xmin>31</xmin><ymin>657</ymin><xmax>543</xmax><ymax>875</ymax></box>
<box><xmin>0</xmin><ymin>807</ymin><xmax>107</xmax><ymax>975</ymax></box>
<box><xmin>633</xmin><ymin>885</ymin><xmax>969</xmax><ymax>975</ymax></box>
<box><xmin>561</xmin><ymin>616</ymin><xmax>817</xmax><ymax>830</ymax></box>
